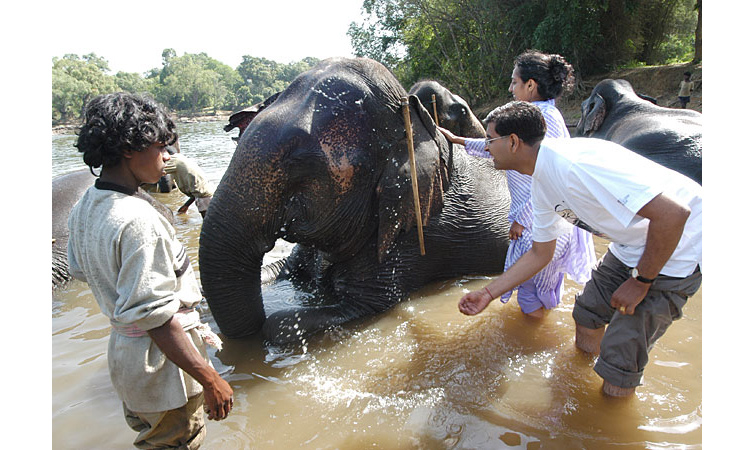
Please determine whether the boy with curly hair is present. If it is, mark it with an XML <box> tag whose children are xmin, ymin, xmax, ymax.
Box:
<box><xmin>67</xmin><ymin>92</ymin><xmax>233</xmax><ymax>449</ymax></box>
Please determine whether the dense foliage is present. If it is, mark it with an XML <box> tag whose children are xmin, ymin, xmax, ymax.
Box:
<box><xmin>348</xmin><ymin>0</ymin><xmax>700</xmax><ymax>107</ymax></box>
<box><xmin>51</xmin><ymin>51</ymin><xmax>320</xmax><ymax>124</ymax></box>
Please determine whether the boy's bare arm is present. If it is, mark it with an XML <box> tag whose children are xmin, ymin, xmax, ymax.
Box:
<box><xmin>147</xmin><ymin>316</ymin><xmax>234</xmax><ymax>420</ymax></box>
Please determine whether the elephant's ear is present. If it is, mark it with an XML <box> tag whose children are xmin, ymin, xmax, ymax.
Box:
<box><xmin>580</xmin><ymin>93</ymin><xmax>606</xmax><ymax>135</ymax></box>
<box><xmin>375</xmin><ymin>95</ymin><xmax>448</xmax><ymax>262</ymax></box>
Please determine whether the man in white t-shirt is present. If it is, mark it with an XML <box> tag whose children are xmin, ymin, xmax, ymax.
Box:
<box><xmin>458</xmin><ymin>101</ymin><xmax>702</xmax><ymax>397</ymax></box>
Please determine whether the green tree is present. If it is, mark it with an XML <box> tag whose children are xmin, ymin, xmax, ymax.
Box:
<box><xmin>51</xmin><ymin>53</ymin><xmax>117</xmax><ymax>123</ymax></box>
<box><xmin>52</xmin><ymin>65</ymin><xmax>86</xmax><ymax>123</ymax></box>
<box><xmin>236</xmin><ymin>56</ymin><xmax>319</xmax><ymax>105</ymax></box>
<box><xmin>114</xmin><ymin>71</ymin><xmax>154</xmax><ymax>94</ymax></box>
<box><xmin>153</xmin><ymin>52</ymin><xmax>243</xmax><ymax>112</ymax></box>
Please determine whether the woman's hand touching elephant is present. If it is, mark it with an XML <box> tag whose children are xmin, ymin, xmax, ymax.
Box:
<box><xmin>509</xmin><ymin>221</ymin><xmax>524</xmax><ymax>240</ymax></box>
<box><xmin>436</xmin><ymin>126</ymin><xmax>465</xmax><ymax>145</ymax></box>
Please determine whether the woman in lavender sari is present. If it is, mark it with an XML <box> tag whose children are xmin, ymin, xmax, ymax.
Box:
<box><xmin>439</xmin><ymin>50</ymin><xmax>595</xmax><ymax>318</ymax></box>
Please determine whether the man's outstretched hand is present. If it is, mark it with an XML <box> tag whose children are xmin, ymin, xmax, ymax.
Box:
<box><xmin>459</xmin><ymin>289</ymin><xmax>494</xmax><ymax>315</ymax></box>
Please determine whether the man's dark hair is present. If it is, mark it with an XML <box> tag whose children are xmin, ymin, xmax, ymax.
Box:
<box><xmin>75</xmin><ymin>92</ymin><xmax>178</xmax><ymax>170</ymax></box>
<box><xmin>484</xmin><ymin>101</ymin><xmax>546</xmax><ymax>145</ymax></box>
<box><xmin>514</xmin><ymin>50</ymin><xmax>575</xmax><ymax>100</ymax></box>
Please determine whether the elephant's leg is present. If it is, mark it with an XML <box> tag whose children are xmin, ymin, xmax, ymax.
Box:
<box><xmin>262</xmin><ymin>304</ymin><xmax>351</xmax><ymax>345</ymax></box>
<box><xmin>52</xmin><ymin>245</ymin><xmax>71</xmax><ymax>287</ymax></box>
<box><xmin>262</xmin><ymin>280</ymin><xmax>406</xmax><ymax>346</ymax></box>
<box><xmin>273</xmin><ymin>244</ymin><xmax>327</xmax><ymax>291</ymax></box>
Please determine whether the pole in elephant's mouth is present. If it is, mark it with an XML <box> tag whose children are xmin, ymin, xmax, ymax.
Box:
<box><xmin>431</xmin><ymin>94</ymin><xmax>439</xmax><ymax>124</ymax></box>
<box><xmin>400</xmin><ymin>97</ymin><xmax>426</xmax><ymax>256</ymax></box>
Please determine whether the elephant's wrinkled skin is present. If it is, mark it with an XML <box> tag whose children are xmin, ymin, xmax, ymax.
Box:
<box><xmin>199</xmin><ymin>57</ymin><xmax>511</xmax><ymax>345</ymax></box>
<box><xmin>52</xmin><ymin>169</ymin><xmax>174</xmax><ymax>289</ymax></box>
<box><xmin>576</xmin><ymin>79</ymin><xmax>702</xmax><ymax>184</ymax></box>
<box><xmin>409</xmin><ymin>80</ymin><xmax>486</xmax><ymax>139</ymax></box>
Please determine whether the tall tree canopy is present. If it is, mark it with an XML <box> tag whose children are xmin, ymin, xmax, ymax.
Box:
<box><xmin>52</xmin><ymin>54</ymin><xmax>117</xmax><ymax>123</ymax></box>
<box><xmin>349</xmin><ymin>0</ymin><xmax>699</xmax><ymax>107</ymax></box>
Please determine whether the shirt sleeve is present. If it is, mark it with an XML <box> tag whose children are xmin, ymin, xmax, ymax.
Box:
<box><xmin>112</xmin><ymin>217</ymin><xmax>179</xmax><ymax>331</ymax></box>
<box><xmin>541</xmin><ymin>108</ymin><xmax>569</xmax><ymax>139</ymax></box>
<box><xmin>66</xmin><ymin>242</ymin><xmax>87</xmax><ymax>282</ymax></box>
<box><xmin>464</xmin><ymin>138</ymin><xmax>491</xmax><ymax>159</ymax></box>
<box><xmin>164</xmin><ymin>157</ymin><xmax>177</xmax><ymax>175</ymax></box>
<box><xmin>531</xmin><ymin>200</ymin><xmax>573</xmax><ymax>242</ymax></box>
<box><xmin>570</xmin><ymin>160</ymin><xmax>663</xmax><ymax>228</ymax></box>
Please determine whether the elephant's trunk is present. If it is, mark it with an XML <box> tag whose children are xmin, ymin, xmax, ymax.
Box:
<box><xmin>199</xmin><ymin>186</ymin><xmax>279</xmax><ymax>338</ymax></box>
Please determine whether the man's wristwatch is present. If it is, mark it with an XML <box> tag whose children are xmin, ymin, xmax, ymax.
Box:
<box><xmin>631</xmin><ymin>268</ymin><xmax>655</xmax><ymax>284</ymax></box>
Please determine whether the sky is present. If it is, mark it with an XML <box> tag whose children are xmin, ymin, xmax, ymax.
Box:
<box><xmin>47</xmin><ymin>0</ymin><xmax>366</xmax><ymax>74</ymax></box>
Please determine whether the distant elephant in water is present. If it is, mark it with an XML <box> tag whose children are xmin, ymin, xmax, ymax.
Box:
<box><xmin>141</xmin><ymin>173</ymin><xmax>176</xmax><ymax>193</ymax></box>
<box><xmin>408</xmin><ymin>80</ymin><xmax>486</xmax><ymax>139</ymax></box>
<box><xmin>199</xmin><ymin>57</ymin><xmax>511</xmax><ymax>345</ymax></box>
<box><xmin>52</xmin><ymin>169</ymin><xmax>174</xmax><ymax>289</ymax></box>
<box><xmin>576</xmin><ymin>79</ymin><xmax>702</xmax><ymax>184</ymax></box>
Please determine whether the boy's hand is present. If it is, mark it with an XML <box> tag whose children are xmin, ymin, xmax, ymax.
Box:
<box><xmin>203</xmin><ymin>374</ymin><xmax>234</xmax><ymax>421</ymax></box>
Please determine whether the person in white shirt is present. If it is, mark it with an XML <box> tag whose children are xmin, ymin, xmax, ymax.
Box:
<box><xmin>458</xmin><ymin>101</ymin><xmax>702</xmax><ymax>397</ymax></box>
<box><xmin>67</xmin><ymin>92</ymin><xmax>233</xmax><ymax>448</ymax></box>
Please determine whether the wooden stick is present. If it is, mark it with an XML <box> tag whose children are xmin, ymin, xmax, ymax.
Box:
<box><xmin>400</xmin><ymin>97</ymin><xmax>426</xmax><ymax>255</ymax></box>
<box><xmin>431</xmin><ymin>94</ymin><xmax>439</xmax><ymax>124</ymax></box>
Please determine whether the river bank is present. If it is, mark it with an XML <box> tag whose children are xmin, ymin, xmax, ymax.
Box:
<box><xmin>52</xmin><ymin>110</ymin><xmax>234</xmax><ymax>135</ymax></box>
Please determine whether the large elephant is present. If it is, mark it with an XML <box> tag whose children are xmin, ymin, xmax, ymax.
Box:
<box><xmin>199</xmin><ymin>57</ymin><xmax>511</xmax><ymax>345</ymax></box>
<box><xmin>52</xmin><ymin>169</ymin><xmax>174</xmax><ymax>289</ymax></box>
<box><xmin>408</xmin><ymin>80</ymin><xmax>486</xmax><ymax>138</ymax></box>
<box><xmin>575</xmin><ymin>79</ymin><xmax>702</xmax><ymax>184</ymax></box>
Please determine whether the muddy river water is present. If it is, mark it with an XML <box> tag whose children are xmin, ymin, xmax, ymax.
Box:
<box><xmin>52</xmin><ymin>121</ymin><xmax>702</xmax><ymax>449</ymax></box>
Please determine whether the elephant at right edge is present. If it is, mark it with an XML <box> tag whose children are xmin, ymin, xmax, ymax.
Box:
<box><xmin>576</xmin><ymin>78</ymin><xmax>702</xmax><ymax>184</ymax></box>
<box><xmin>199</xmin><ymin>57</ymin><xmax>511</xmax><ymax>346</ymax></box>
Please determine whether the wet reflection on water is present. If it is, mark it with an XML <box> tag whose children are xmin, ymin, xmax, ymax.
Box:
<box><xmin>52</xmin><ymin>122</ymin><xmax>702</xmax><ymax>449</ymax></box>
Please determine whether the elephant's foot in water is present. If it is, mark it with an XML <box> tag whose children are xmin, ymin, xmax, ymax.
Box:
<box><xmin>262</xmin><ymin>305</ymin><xmax>349</xmax><ymax>346</ymax></box>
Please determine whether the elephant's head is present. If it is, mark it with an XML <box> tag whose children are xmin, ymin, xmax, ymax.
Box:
<box><xmin>409</xmin><ymin>80</ymin><xmax>486</xmax><ymax>138</ymax></box>
<box><xmin>576</xmin><ymin>79</ymin><xmax>640</xmax><ymax>136</ymax></box>
<box><xmin>199</xmin><ymin>57</ymin><xmax>450</xmax><ymax>338</ymax></box>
